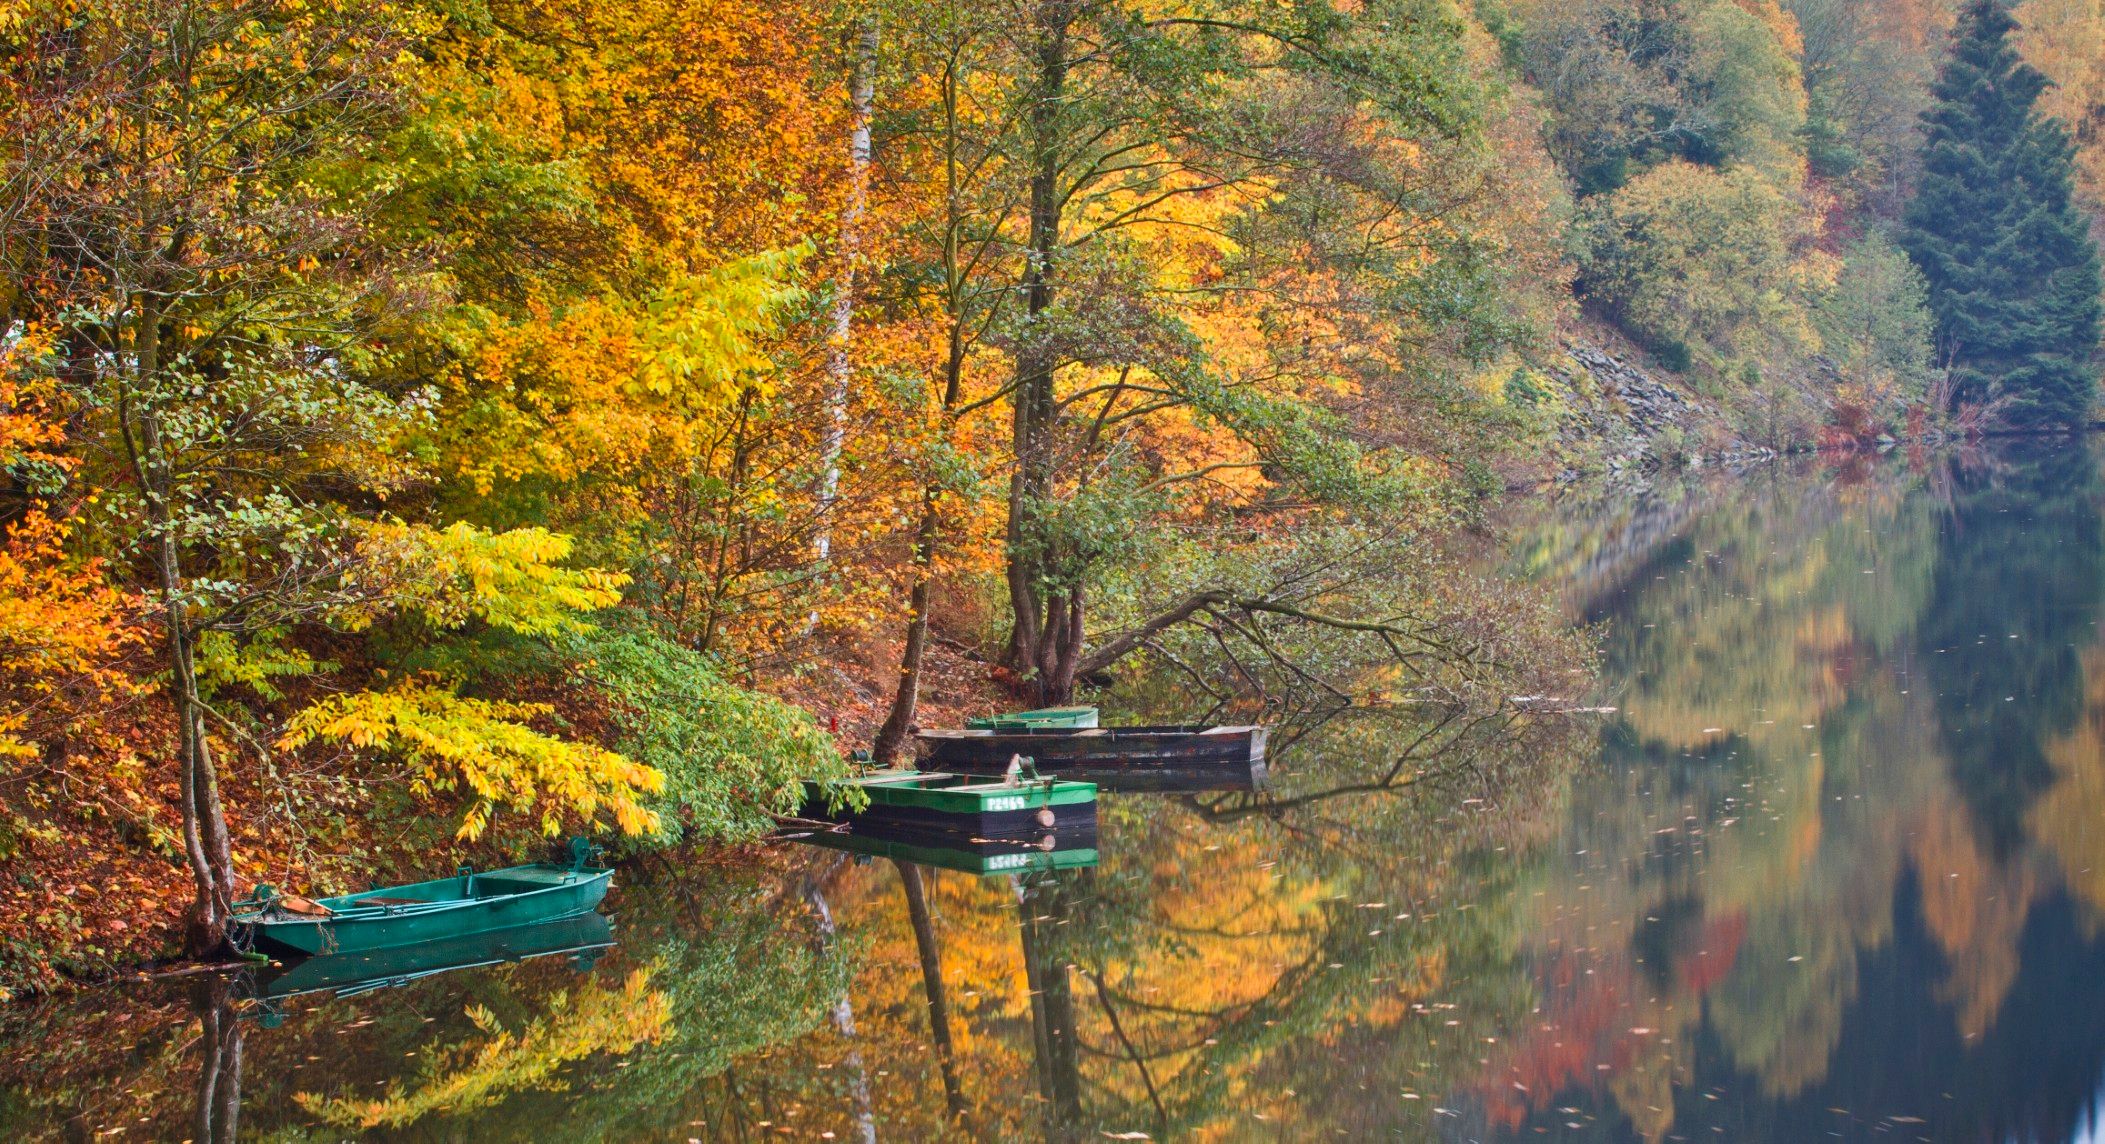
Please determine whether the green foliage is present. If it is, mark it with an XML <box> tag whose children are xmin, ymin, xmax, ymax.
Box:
<box><xmin>1800</xmin><ymin>88</ymin><xmax>1863</xmax><ymax>178</ymax></box>
<box><xmin>1576</xmin><ymin>161</ymin><xmax>1817</xmax><ymax>369</ymax></box>
<box><xmin>1810</xmin><ymin>230</ymin><xmax>1936</xmax><ymax>390</ymax></box>
<box><xmin>194</xmin><ymin>628</ymin><xmax>331</xmax><ymax>702</ymax></box>
<box><xmin>1686</xmin><ymin>0</ymin><xmax>1808</xmax><ymax>179</ymax></box>
<box><xmin>561</xmin><ymin>623</ymin><xmax>848</xmax><ymax>845</ymax></box>
<box><xmin>1901</xmin><ymin>0</ymin><xmax>2105</xmax><ymax>426</ymax></box>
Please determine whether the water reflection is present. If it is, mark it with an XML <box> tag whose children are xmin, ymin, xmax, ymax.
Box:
<box><xmin>190</xmin><ymin>974</ymin><xmax>242</xmax><ymax>1144</ymax></box>
<box><xmin>10</xmin><ymin>443</ymin><xmax>2105</xmax><ymax>1141</ymax></box>
<box><xmin>1475</xmin><ymin>442</ymin><xmax>2105</xmax><ymax>1142</ymax></box>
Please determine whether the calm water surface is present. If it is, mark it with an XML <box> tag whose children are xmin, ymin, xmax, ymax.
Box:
<box><xmin>9</xmin><ymin>443</ymin><xmax>2105</xmax><ymax>1142</ymax></box>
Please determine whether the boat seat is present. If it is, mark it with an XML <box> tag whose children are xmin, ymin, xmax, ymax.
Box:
<box><xmin>471</xmin><ymin>871</ymin><xmax>580</xmax><ymax>895</ymax></box>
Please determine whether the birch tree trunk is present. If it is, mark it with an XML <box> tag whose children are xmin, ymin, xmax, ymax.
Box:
<box><xmin>815</xmin><ymin>18</ymin><xmax>879</xmax><ymax>566</ymax></box>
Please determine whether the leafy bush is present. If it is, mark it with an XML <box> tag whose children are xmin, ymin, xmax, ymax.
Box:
<box><xmin>1575</xmin><ymin>161</ymin><xmax>1820</xmax><ymax>370</ymax></box>
<box><xmin>563</xmin><ymin>623</ymin><xmax>846</xmax><ymax>846</ymax></box>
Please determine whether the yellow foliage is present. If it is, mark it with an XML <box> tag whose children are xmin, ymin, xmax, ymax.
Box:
<box><xmin>295</xmin><ymin>967</ymin><xmax>670</xmax><ymax>1128</ymax></box>
<box><xmin>278</xmin><ymin>682</ymin><xmax>664</xmax><ymax>839</ymax></box>
<box><xmin>442</xmin><ymin>249</ymin><xmax>807</xmax><ymax>493</ymax></box>
<box><xmin>1580</xmin><ymin>160</ymin><xmax>1824</xmax><ymax>365</ymax></box>
<box><xmin>2018</xmin><ymin>0</ymin><xmax>2105</xmax><ymax>227</ymax></box>
<box><xmin>361</xmin><ymin>521</ymin><xmax>628</xmax><ymax>636</ymax></box>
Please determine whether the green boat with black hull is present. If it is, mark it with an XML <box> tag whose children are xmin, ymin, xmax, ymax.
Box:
<box><xmin>231</xmin><ymin>839</ymin><xmax>613</xmax><ymax>958</ymax></box>
<box><xmin>800</xmin><ymin>768</ymin><xmax>1098</xmax><ymax>840</ymax></box>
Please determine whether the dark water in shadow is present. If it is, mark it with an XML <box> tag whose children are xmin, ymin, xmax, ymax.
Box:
<box><xmin>8</xmin><ymin>442</ymin><xmax>2105</xmax><ymax>1141</ymax></box>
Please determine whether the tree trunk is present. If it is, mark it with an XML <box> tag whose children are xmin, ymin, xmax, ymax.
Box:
<box><xmin>1002</xmin><ymin>1</ymin><xmax>1074</xmax><ymax>685</ymax></box>
<box><xmin>1037</xmin><ymin>587</ymin><xmax>1085</xmax><ymax>705</ymax></box>
<box><xmin>897</xmin><ymin>860</ymin><xmax>967</xmax><ymax>1120</ymax></box>
<box><xmin>131</xmin><ymin>295</ymin><xmax>235</xmax><ymax>957</ymax></box>
<box><xmin>815</xmin><ymin>18</ymin><xmax>878</xmax><ymax>567</ymax></box>
<box><xmin>168</xmin><ymin>601</ymin><xmax>234</xmax><ymax>955</ymax></box>
<box><xmin>872</xmin><ymin>491</ymin><xmax>940</xmax><ymax>764</ymax></box>
<box><xmin>871</xmin><ymin>39</ymin><xmax>974</xmax><ymax>761</ymax></box>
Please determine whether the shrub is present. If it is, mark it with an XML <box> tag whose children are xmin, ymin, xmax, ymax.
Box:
<box><xmin>563</xmin><ymin>622</ymin><xmax>847</xmax><ymax>847</ymax></box>
<box><xmin>1575</xmin><ymin>162</ymin><xmax>1821</xmax><ymax>370</ymax></box>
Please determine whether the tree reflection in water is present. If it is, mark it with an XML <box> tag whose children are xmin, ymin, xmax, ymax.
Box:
<box><xmin>189</xmin><ymin>974</ymin><xmax>242</xmax><ymax>1144</ymax></box>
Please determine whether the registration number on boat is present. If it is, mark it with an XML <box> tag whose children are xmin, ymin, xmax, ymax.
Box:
<box><xmin>983</xmin><ymin>795</ymin><xmax>1030</xmax><ymax>812</ymax></box>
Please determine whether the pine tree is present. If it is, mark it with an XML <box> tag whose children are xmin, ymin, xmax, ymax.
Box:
<box><xmin>1902</xmin><ymin>0</ymin><xmax>2104</xmax><ymax>428</ymax></box>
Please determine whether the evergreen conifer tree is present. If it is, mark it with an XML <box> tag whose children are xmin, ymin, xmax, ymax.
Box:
<box><xmin>1902</xmin><ymin>0</ymin><xmax>2103</xmax><ymax>427</ymax></box>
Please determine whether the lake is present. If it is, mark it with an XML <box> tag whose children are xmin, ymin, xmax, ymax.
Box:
<box><xmin>8</xmin><ymin>441</ymin><xmax>2105</xmax><ymax>1142</ymax></box>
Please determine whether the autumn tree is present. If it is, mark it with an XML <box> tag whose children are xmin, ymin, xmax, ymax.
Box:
<box><xmin>2017</xmin><ymin>0</ymin><xmax>2105</xmax><ymax>239</ymax></box>
<box><xmin>0</xmin><ymin>0</ymin><xmax>438</xmax><ymax>949</ymax></box>
<box><xmin>870</xmin><ymin>0</ymin><xmax>1019</xmax><ymax>761</ymax></box>
<box><xmin>966</xmin><ymin>0</ymin><xmax>1566</xmax><ymax>705</ymax></box>
<box><xmin>1786</xmin><ymin>0</ymin><xmax>1952</xmax><ymax>211</ymax></box>
<box><xmin>0</xmin><ymin>0</ymin><xmax>668</xmax><ymax>949</ymax></box>
<box><xmin>1575</xmin><ymin>161</ymin><xmax>1822</xmax><ymax>369</ymax></box>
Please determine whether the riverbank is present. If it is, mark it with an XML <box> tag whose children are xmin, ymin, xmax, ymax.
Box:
<box><xmin>1532</xmin><ymin>321</ymin><xmax>1974</xmax><ymax>480</ymax></box>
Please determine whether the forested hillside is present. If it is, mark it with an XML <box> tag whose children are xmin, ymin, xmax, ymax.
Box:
<box><xmin>0</xmin><ymin>0</ymin><xmax>2099</xmax><ymax>990</ymax></box>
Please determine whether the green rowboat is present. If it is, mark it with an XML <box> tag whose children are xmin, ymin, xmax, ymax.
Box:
<box><xmin>963</xmin><ymin>706</ymin><xmax>1099</xmax><ymax>732</ymax></box>
<box><xmin>801</xmin><ymin>769</ymin><xmax>1098</xmax><ymax>839</ymax></box>
<box><xmin>232</xmin><ymin>840</ymin><xmax>613</xmax><ymax>958</ymax></box>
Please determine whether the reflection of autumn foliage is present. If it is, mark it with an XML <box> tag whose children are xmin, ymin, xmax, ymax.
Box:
<box><xmin>1479</xmin><ymin>455</ymin><xmax>2105</xmax><ymax>1137</ymax></box>
<box><xmin>2032</xmin><ymin>647</ymin><xmax>2105</xmax><ymax>936</ymax></box>
<box><xmin>295</xmin><ymin>969</ymin><xmax>670</xmax><ymax>1129</ymax></box>
<box><xmin>1474</xmin><ymin>946</ymin><xmax>1655</xmax><ymax>1132</ymax></box>
<box><xmin>1910</xmin><ymin>803</ymin><xmax>2035</xmax><ymax>1039</ymax></box>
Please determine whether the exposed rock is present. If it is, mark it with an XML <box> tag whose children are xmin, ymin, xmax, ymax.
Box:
<box><xmin>1537</xmin><ymin>337</ymin><xmax>1754</xmax><ymax>478</ymax></box>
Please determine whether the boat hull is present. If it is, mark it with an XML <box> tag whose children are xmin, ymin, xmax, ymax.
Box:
<box><xmin>964</xmin><ymin>706</ymin><xmax>1100</xmax><ymax>731</ymax></box>
<box><xmin>235</xmin><ymin>865</ymin><xmax>612</xmax><ymax>958</ymax></box>
<box><xmin>916</xmin><ymin>725</ymin><xmax>1267</xmax><ymax>783</ymax></box>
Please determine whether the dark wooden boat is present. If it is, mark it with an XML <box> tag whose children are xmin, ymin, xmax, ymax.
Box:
<box><xmin>915</xmin><ymin>724</ymin><xmax>1267</xmax><ymax>782</ymax></box>
<box><xmin>231</xmin><ymin>840</ymin><xmax>612</xmax><ymax>958</ymax></box>
<box><xmin>800</xmin><ymin>770</ymin><xmax>1098</xmax><ymax>840</ymax></box>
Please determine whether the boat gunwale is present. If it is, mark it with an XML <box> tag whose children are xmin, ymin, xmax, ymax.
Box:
<box><xmin>917</xmin><ymin>724</ymin><xmax>1262</xmax><ymax>740</ymax></box>
<box><xmin>806</xmin><ymin>771</ymin><xmax>1097</xmax><ymax>808</ymax></box>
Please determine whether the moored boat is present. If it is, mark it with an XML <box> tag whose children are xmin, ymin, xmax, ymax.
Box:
<box><xmin>964</xmin><ymin>706</ymin><xmax>1099</xmax><ymax>731</ymax></box>
<box><xmin>916</xmin><ymin>723</ymin><xmax>1267</xmax><ymax>778</ymax></box>
<box><xmin>231</xmin><ymin>839</ymin><xmax>614</xmax><ymax>958</ymax></box>
<box><xmin>800</xmin><ymin>769</ymin><xmax>1098</xmax><ymax>840</ymax></box>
